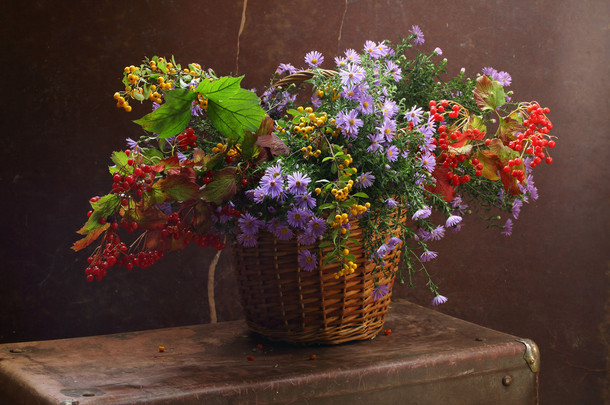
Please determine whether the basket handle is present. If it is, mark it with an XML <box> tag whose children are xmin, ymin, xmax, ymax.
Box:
<box><xmin>272</xmin><ymin>69</ymin><xmax>337</xmax><ymax>88</ymax></box>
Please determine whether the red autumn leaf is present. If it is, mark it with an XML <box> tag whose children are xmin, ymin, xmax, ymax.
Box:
<box><xmin>157</xmin><ymin>174</ymin><xmax>199</xmax><ymax>201</ymax></box>
<box><xmin>428</xmin><ymin>165</ymin><xmax>456</xmax><ymax>202</ymax></box>
<box><xmin>71</xmin><ymin>223</ymin><xmax>110</xmax><ymax>251</ymax></box>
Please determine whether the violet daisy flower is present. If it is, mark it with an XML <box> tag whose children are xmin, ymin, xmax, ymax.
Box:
<box><xmin>363</xmin><ymin>40</ymin><xmax>382</xmax><ymax>58</ymax></box>
<box><xmin>367</xmin><ymin>133</ymin><xmax>384</xmax><ymax>154</ymax></box>
<box><xmin>355</xmin><ymin>171</ymin><xmax>375</xmax><ymax>188</ymax></box>
<box><xmin>414</xmin><ymin>228</ymin><xmax>431</xmax><ymax>241</ymax></box>
<box><xmin>496</xmin><ymin>71</ymin><xmax>512</xmax><ymax>87</ymax></box>
<box><xmin>287</xmin><ymin>207</ymin><xmax>308</xmax><ymax>229</ymax></box>
<box><xmin>126</xmin><ymin>137</ymin><xmax>139</xmax><ymax>149</ymax></box>
<box><xmin>358</xmin><ymin>93</ymin><xmax>375</xmax><ymax>115</ymax></box>
<box><xmin>385</xmin><ymin>198</ymin><xmax>398</xmax><ymax>208</ymax></box>
<box><xmin>344</xmin><ymin>49</ymin><xmax>361</xmax><ymax>64</ymax></box>
<box><xmin>420</xmin><ymin>250</ymin><xmax>438</xmax><ymax>262</ymax></box>
<box><xmin>433</xmin><ymin>47</ymin><xmax>443</xmax><ymax>55</ymax></box>
<box><xmin>431</xmin><ymin>294</ymin><xmax>448</xmax><ymax>306</ymax></box>
<box><xmin>419</xmin><ymin>151</ymin><xmax>436</xmax><ymax>173</ymax></box>
<box><xmin>501</xmin><ymin>218</ymin><xmax>513</xmax><ymax>236</ymax></box>
<box><xmin>512</xmin><ymin>199</ymin><xmax>523</xmax><ymax>219</ymax></box>
<box><xmin>339</xmin><ymin>63</ymin><xmax>366</xmax><ymax>86</ymax></box>
<box><xmin>336</xmin><ymin>109</ymin><xmax>363</xmax><ymax>138</ymax></box>
<box><xmin>404</xmin><ymin>105</ymin><xmax>424</xmax><ymax>126</ymax></box>
<box><xmin>412</xmin><ymin>206</ymin><xmax>432</xmax><ymax>220</ymax></box>
<box><xmin>298</xmin><ymin>249</ymin><xmax>318</xmax><ymax>271</ymax></box>
<box><xmin>381</xmin><ymin>99</ymin><xmax>399</xmax><ymax>118</ymax></box>
<box><xmin>259</xmin><ymin>174</ymin><xmax>284</xmax><ymax>199</ymax></box>
<box><xmin>334</xmin><ymin>56</ymin><xmax>348</xmax><ymax>68</ymax></box>
<box><xmin>385</xmin><ymin>60</ymin><xmax>402</xmax><ymax>81</ymax></box>
<box><xmin>378</xmin><ymin>118</ymin><xmax>397</xmax><ymax>142</ymax></box>
<box><xmin>386</xmin><ymin>145</ymin><xmax>399</xmax><ymax>162</ymax></box>
<box><xmin>287</xmin><ymin>171</ymin><xmax>311</xmax><ymax>195</ymax></box>
<box><xmin>237</xmin><ymin>232</ymin><xmax>258</xmax><ymax>247</ymax></box>
<box><xmin>297</xmin><ymin>231</ymin><xmax>317</xmax><ymax>246</ymax></box>
<box><xmin>371</xmin><ymin>284</ymin><xmax>390</xmax><ymax>301</ymax></box>
<box><xmin>238</xmin><ymin>212</ymin><xmax>264</xmax><ymax>235</ymax></box>
<box><xmin>341</xmin><ymin>84</ymin><xmax>360</xmax><ymax>101</ymax></box>
<box><xmin>410</xmin><ymin>25</ymin><xmax>425</xmax><ymax>45</ymax></box>
<box><xmin>274</xmin><ymin>224</ymin><xmax>294</xmax><ymax>241</ymax></box>
<box><xmin>445</xmin><ymin>215</ymin><xmax>462</xmax><ymax>227</ymax></box>
<box><xmin>295</xmin><ymin>192</ymin><xmax>317</xmax><ymax>209</ymax></box>
<box><xmin>429</xmin><ymin>225</ymin><xmax>445</xmax><ymax>241</ymax></box>
<box><xmin>307</xmin><ymin>216</ymin><xmax>327</xmax><ymax>238</ymax></box>
<box><xmin>482</xmin><ymin>67</ymin><xmax>498</xmax><ymax>77</ymax></box>
<box><xmin>276</xmin><ymin>63</ymin><xmax>298</xmax><ymax>75</ymax></box>
<box><xmin>304</xmin><ymin>51</ymin><xmax>324</xmax><ymax>67</ymax></box>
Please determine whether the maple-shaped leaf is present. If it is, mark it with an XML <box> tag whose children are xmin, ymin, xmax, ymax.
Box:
<box><xmin>124</xmin><ymin>205</ymin><xmax>167</xmax><ymax>231</ymax></box>
<box><xmin>474</xmin><ymin>75</ymin><xmax>506</xmax><ymax>112</ymax></box>
<box><xmin>255</xmin><ymin>116</ymin><xmax>289</xmax><ymax>157</ymax></box>
<box><xmin>206</xmin><ymin>89</ymin><xmax>266</xmax><ymax>142</ymax></box>
<box><xmin>474</xmin><ymin>150</ymin><xmax>501</xmax><ymax>181</ymax></box>
<box><xmin>133</xmin><ymin>89</ymin><xmax>196</xmax><ymax>138</ymax></box>
<box><xmin>498</xmin><ymin>114</ymin><xmax>525</xmax><ymax>142</ymax></box>
<box><xmin>71</xmin><ymin>223</ymin><xmax>109</xmax><ymax>251</ymax></box>
<box><xmin>242</xmin><ymin>116</ymin><xmax>275</xmax><ymax>160</ymax></box>
<box><xmin>192</xmin><ymin>200</ymin><xmax>215</xmax><ymax>233</ymax></box>
<box><xmin>427</xmin><ymin>165</ymin><xmax>456</xmax><ymax>202</ymax></box>
<box><xmin>199</xmin><ymin>167</ymin><xmax>239</xmax><ymax>204</ymax></box>
<box><xmin>145</xmin><ymin>229</ymin><xmax>188</xmax><ymax>252</ymax></box>
<box><xmin>157</xmin><ymin>174</ymin><xmax>200</xmax><ymax>201</ymax></box>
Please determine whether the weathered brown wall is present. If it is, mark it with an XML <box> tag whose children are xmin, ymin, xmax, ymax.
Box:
<box><xmin>1</xmin><ymin>1</ymin><xmax>607</xmax><ymax>403</ymax></box>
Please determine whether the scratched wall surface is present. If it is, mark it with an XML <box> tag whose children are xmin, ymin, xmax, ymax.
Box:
<box><xmin>0</xmin><ymin>1</ymin><xmax>607</xmax><ymax>404</ymax></box>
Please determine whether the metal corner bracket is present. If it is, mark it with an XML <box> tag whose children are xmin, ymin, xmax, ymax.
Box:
<box><xmin>516</xmin><ymin>338</ymin><xmax>540</xmax><ymax>373</ymax></box>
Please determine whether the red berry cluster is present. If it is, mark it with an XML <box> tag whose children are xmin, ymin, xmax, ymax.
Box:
<box><xmin>435</xmin><ymin>124</ymin><xmax>483</xmax><ymax>186</ymax></box>
<box><xmin>176</xmin><ymin>128</ymin><xmax>197</xmax><ymax>149</ymax></box>
<box><xmin>470</xmin><ymin>158</ymin><xmax>484</xmax><ymax>177</ymax></box>
<box><xmin>428</xmin><ymin>99</ymin><xmax>460</xmax><ymax>121</ymax></box>
<box><xmin>160</xmin><ymin>212</ymin><xmax>226</xmax><ymax>250</ymax></box>
<box><xmin>111</xmin><ymin>150</ymin><xmax>155</xmax><ymax>199</ymax></box>
<box><xmin>520</xmin><ymin>103</ymin><xmax>555</xmax><ymax>168</ymax></box>
<box><xmin>85</xmin><ymin>231</ymin><xmax>164</xmax><ymax>281</ymax></box>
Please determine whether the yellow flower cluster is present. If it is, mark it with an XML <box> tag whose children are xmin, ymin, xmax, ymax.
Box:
<box><xmin>300</xmin><ymin>145</ymin><xmax>321</xmax><ymax>158</ymax></box>
<box><xmin>331</xmin><ymin>180</ymin><xmax>354</xmax><ymax>201</ymax></box>
<box><xmin>331</xmin><ymin>213</ymin><xmax>350</xmax><ymax>233</ymax></box>
<box><xmin>350</xmin><ymin>202</ymin><xmax>370</xmax><ymax>216</ymax></box>
<box><xmin>113</xmin><ymin>92</ymin><xmax>132</xmax><ymax>112</ymax></box>
<box><xmin>293</xmin><ymin>106</ymin><xmax>328</xmax><ymax>140</ymax></box>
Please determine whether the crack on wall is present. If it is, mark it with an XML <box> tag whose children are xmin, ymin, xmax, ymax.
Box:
<box><xmin>337</xmin><ymin>0</ymin><xmax>348</xmax><ymax>54</ymax></box>
<box><xmin>235</xmin><ymin>0</ymin><xmax>248</xmax><ymax>75</ymax></box>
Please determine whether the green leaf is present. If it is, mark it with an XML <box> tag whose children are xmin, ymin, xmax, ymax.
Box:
<box><xmin>77</xmin><ymin>194</ymin><xmax>122</xmax><ymax>235</ymax></box>
<box><xmin>133</xmin><ymin>89</ymin><xmax>196</xmax><ymax>138</ymax></box>
<box><xmin>196</xmin><ymin>76</ymin><xmax>243</xmax><ymax>101</ymax></box>
<box><xmin>199</xmin><ymin>167</ymin><xmax>239</xmax><ymax>204</ymax></box>
<box><xmin>207</xmin><ymin>89</ymin><xmax>266</xmax><ymax>142</ymax></box>
<box><xmin>352</xmin><ymin>192</ymin><xmax>369</xmax><ymax>199</ymax></box>
<box><xmin>110</xmin><ymin>151</ymin><xmax>129</xmax><ymax>168</ymax></box>
<box><xmin>473</xmin><ymin>75</ymin><xmax>506</xmax><ymax>112</ymax></box>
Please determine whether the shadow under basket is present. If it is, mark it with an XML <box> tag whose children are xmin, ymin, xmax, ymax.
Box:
<box><xmin>234</xmin><ymin>224</ymin><xmax>399</xmax><ymax>345</ymax></box>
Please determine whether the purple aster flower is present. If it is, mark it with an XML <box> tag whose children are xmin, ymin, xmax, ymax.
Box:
<box><xmin>501</xmin><ymin>218</ymin><xmax>513</xmax><ymax>236</ymax></box>
<box><xmin>512</xmin><ymin>199</ymin><xmax>523</xmax><ymax>219</ymax></box>
<box><xmin>429</xmin><ymin>225</ymin><xmax>445</xmax><ymax>241</ymax></box>
<box><xmin>259</xmin><ymin>174</ymin><xmax>284</xmax><ymax>199</ymax></box>
<box><xmin>367</xmin><ymin>133</ymin><xmax>384</xmax><ymax>153</ymax></box>
<box><xmin>419</xmin><ymin>151</ymin><xmax>436</xmax><ymax>173</ymax></box>
<box><xmin>295</xmin><ymin>192</ymin><xmax>317</xmax><ymax>209</ymax></box>
<box><xmin>386</xmin><ymin>145</ymin><xmax>399</xmax><ymax>162</ymax></box>
<box><xmin>287</xmin><ymin>207</ymin><xmax>308</xmax><ymax>229</ymax></box>
<box><xmin>297</xmin><ymin>231</ymin><xmax>317</xmax><ymax>246</ymax></box>
<box><xmin>276</xmin><ymin>63</ymin><xmax>298</xmax><ymax>75</ymax></box>
<box><xmin>238</xmin><ymin>212</ymin><xmax>264</xmax><ymax>235</ymax></box>
<box><xmin>433</xmin><ymin>47</ymin><xmax>443</xmax><ymax>55</ymax></box>
<box><xmin>375</xmin><ymin>244</ymin><xmax>389</xmax><ymax>259</ymax></box>
<box><xmin>482</xmin><ymin>66</ymin><xmax>498</xmax><ymax>77</ymax></box>
<box><xmin>385</xmin><ymin>198</ymin><xmax>398</xmax><ymax>208</ymax></box>
<box><xmin>341</xmin><ymin>84</ymin><xmax>361</xmax><ymax>101</ymax></box>
<box><xmin>420</xmin><ymin>250</ymin><xmax>438</xmax><ymax>262</ymax></box>
<box><xmin>431</xmin><ymin>294</ymin><xmax>448</xmax><ymax>306</ymax></box>
<box><xmin>126</xmin><ymin>137</ymin><xmax>138</xmax><ymax>149</ymax></box>
<box><xmin>274</xmin><ymin>223</ymin><xmax>294</xmax><ymax>241</ymax></box>
<box><xmin>336</xmin><ymin>109</ymin><xmax>363</xmax><ymax>138</ymax></box>
<box><xmin>412</xmin><ymin>206</ymin><xmax>432</xmax><ymax>220</ymax></box>
<box><xmin>496</xmin><ymin>71</ymin><xmax>512</xmax><ymax>87</ymax></box>
<box><xmin>381</xmin><ymin>99</ymin><xmax>399</xmax><ymax>118</ymax></box>
<box><xmin>363</xmin><ymin>40</ymin><xmax>383</xmax><ymax>58</ymax></box>
<box><xmin>404</xmin><ymin>105</ymin><xmax>424</xmax><ymax>126</ymax></box>
<box><xmin>339</xmin><ymin>63</ymin><xmax>366</xmax><ymax>86</ymax></box>
<box><xmin>344</xmin><ymin>48</ymin><xmax>361</xmax><ymax>64</ymax></box>
<box><xmin>355</xmin><ymin>171</ymin><xmax>375</xmax><ymax>188</ymax></box>
<box><xmin>378</xmin><ymin>118</ymin><xmax>397</xmax><ymax>142</ymax></box>
<box><xmin>451</xmin><ymin>195</ymin><xmax>469</xmax><ymax>211</ymax></box>
<box><xmin>371</xmin><ymin>284</ymin><xmax>390</xmax><ymax>301</ymax></box>
<box><xmin>445</xmin><ymin>215</ymin><xmax>462</xmax><ymax>227</ymax></box>
<box><xmin>387</xmin><ymin>237</ymin><xmax>402</xmax><ymax>248</ymax></box>
<box><xmin>358</xmin><ymin>93</ymin><xmax>375</xmax><ymax>115</ymax></box>
<box><xmin>307</xmin><ymin>216</ymin><xmax>327</xmax><ymax>238</ymax></box>
<box><xmin>385</xmin><ymin>60</ymin><xmax>402</xmax><ymax>81</ymax></box>
<box><xmin>414</xmin><ymin>228</ymin><xmax>431</xmax><ymax>241</ymax></box>
<box><xmin>237</xmin><ymin>232</ymin><xmax>258</xmax><ymax>247</ymax></box>
<box><xmin>286</xmin><ymin>171</ymin><xmax>311</xmax><ymax>195</ymax></box>
<box><xmin>304</xmin><ymin>51</ymin><xmax>324</xmax><ymax>67</ymax></box>
<box><xmin>409</xmin><ymin>25</ymin><xmax>425</xmax><ymax>45</ymax></box>
<box><xmin>266</xmin><ymin>218</ymin><xmax>281</xmax><ymax>234</ymax></box>
<box><xmin>250</xmin><ymin>187</ymin><xmax>266</xmax><ymax>203</ymax></box>
<box><xmin>298</xmin><ymin>249</ymin><xmax>318</xmax><ymax>271</ymax></box>
<box><xmin>417</xmin><ymin>115</ymin><xmax>438</xmax><ymax>137</ymax></box>
<box><xmin>334</xmin><ymin>56</ymin><xmax>348</xmax><ymax>68</ymax></box>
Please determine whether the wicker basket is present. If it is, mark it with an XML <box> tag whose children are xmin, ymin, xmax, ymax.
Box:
<box><xmin>234</xmin><ymin>222</ymin><xmax>400</xmax><ymax>345</ymax></box>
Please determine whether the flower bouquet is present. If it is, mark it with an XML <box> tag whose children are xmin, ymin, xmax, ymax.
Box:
<box><xmin>74</xmin><ymin>26</ymin><xmax>555</xmax><ymax>342</ymax></box>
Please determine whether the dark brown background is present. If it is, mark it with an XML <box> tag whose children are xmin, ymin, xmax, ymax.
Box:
<box><xmin>1</xmin><ymin>1</ymin><xmax>608</xmax><ymax>403</ymax></box>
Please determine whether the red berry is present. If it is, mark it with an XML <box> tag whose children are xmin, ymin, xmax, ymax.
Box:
<box><xmin>384</xmin><ymin>328</ymin><xmax>392</xmax><ymax>336</ymax></box>
<box><xmin>545</xmin><ymin>156</ymin><xmax>553</xmax><ymax>164</ymax></box>
<box><xmin>247</xmin><ymin>355</ymin><xmax>255</xmax><ymax>361</ymax></box>
<box><xmin>127</xmin><ymin>158</ymin><xmax>135</xmax><ymax>166</ymax></box>
<box><xmin>241</xmin><ymin>178</ymin><xmax>248</xmax><ymax>186</ymax></box>
<box><xmin>309</xmin><ymin>354</ymin><xmax>317</xmax><ymax>360</ymax></box>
